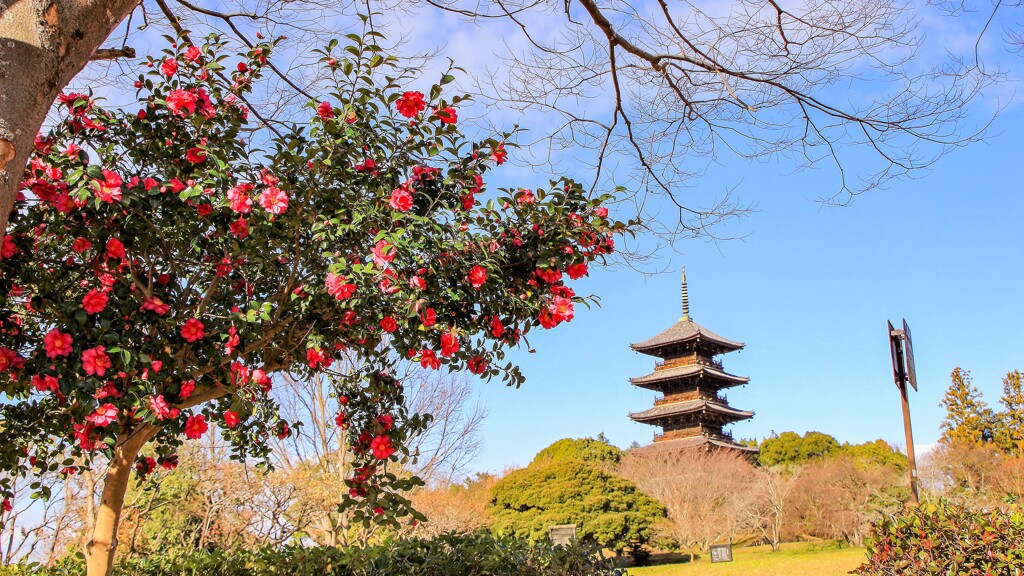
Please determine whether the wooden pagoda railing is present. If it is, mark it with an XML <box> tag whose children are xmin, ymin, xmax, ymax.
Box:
<box><xmin>653</xmin><ymin>392</ymin><xmax>728</xmax><ymax>406</ymax></box>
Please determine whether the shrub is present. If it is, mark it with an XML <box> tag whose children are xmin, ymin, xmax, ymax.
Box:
<box><xmin>2</xmin><ymin>532</ymin><xmax>625</xmax><ymax>576</ymax></box>
<box><xmin>854</xmin><ymin>499</ymin><xmax>1024</xmax><ymax>576</ymax></box>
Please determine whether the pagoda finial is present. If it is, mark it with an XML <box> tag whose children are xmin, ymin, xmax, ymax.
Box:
<box><xmin>681</xmin><ymin>265</ymin><xmax>690</xmax><ymax>320</ymax></box>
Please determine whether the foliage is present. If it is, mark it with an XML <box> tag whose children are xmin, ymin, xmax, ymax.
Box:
<box><xmin>758</xmin><ymin>432</ymin><xmax>841</xmax><ymax>467</ymax></box>
<box><xmin>758</xmin><ymin>432</ymin><xmax>905</xmax><ymax>471</ymax></box>
<box><xmin>997</xmin><ymin>371</ymin><xmax>1024</xmax><ymax>455</ymax></box>
<box><xmin>0</xmin><ymin>531</ymin><xmax>624</xmax><ymax>576</ymax></box>
<box><xmin>489</xmin><ymin>459</ymin><xmax>670</xmax><ymax>554</ymax></box>
<box><xmin>0</xmin><ymin>30</ymin><xmax>622</xmax><ymax>528</ymax></box>
<box><xmin>839</xmin><ymin>440</ymin><xmax>907</xmax><ymax>471</ymax></box>
<box><xmin>531</xmin><ymin>437</ymin><xmax>624</xmax><ymax>467</ymax></box>
<box><xmin>854</xmin><ymin>499</ymin><xmax>1024</xmax><ymax>576</ymax></box>
<box><xmin>940</xmin><ymin>368</ymin><xmax>998</xmax><ymax>446</ymax></box>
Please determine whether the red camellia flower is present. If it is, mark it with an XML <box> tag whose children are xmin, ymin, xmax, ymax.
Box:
<box><xmin>180</xmin><ymin>318</ymin><xmax>205</xmax><ymax>342</ymax></box>
<box><xmin>468</xmin><ymin>356</ymin><xmax>488</xmax><ymax>374</ymax></box>
<box><xmin>566</xmin><ymin>262</ymin><xmax>588</xmax><ymax>280</ymax></box>
<box><xmin>489</xmin><ymin>316</ymin><xmax>505</xmax><ymax>338</ymax></box>
<box><xmin>149</xmin><ymin>395</ymin><xmax>176</xmax><ymax>420</ymax></box>
<box><xmin>165</xmin><ymin>89</ymin><xmax>198</xmax><ymax>116</ymax></box>
<box><xmin>94</xmin><ymin>381</ymin><xmax>120</xmax><ymax>399</ymax></box>
<box><xmin>43</xmin><ymin>329</ymin><xmax>74</xmax><ymax>359</ymax></box>
<box><xmin>230</xmin><ymin>217</ymin><xmax>249</xmax><ymax>238</ymax></box>
<box><xmin>160</xmin><ymin>57</ymin><xmax>178</xmax><ymax>77</ymax></box>
<box><xmin>389</xmin><ymin>186</ymin><xmax>413</xmax><ymax>212</ymax></box>
<box><xmin>378</xmin><ymin>414</ymin><xmax>394</xmax><ymax>430</ymax></box>
<box><xmin>317</xmin><ymin>101</ymin><xmax>335</xmax><ymax>119</ymax></box>
<box><xmin>179</xmin><ymin>380</ymin><xmax>195</xmax><ymax>399</ymax></box>
<box><xmin>491</xmin><ymin>142</ymin><xmax>508</xmax><ymax>165</ymax></box>
<box><xmin>306</xmin><ymin>347</ymin><xmax>331</xmax><ymax>370</ymax></box>
<box><xmin>81</xmin><ymin>289</ymin><xmax>108</xmax><ymax>314</ymax></box>
<box><xmin>32</xmin><ymin>374</ymin><xmax>59</xmax><ymax>393</ymax></box>
<box><xmin>370</xmin><ymin>435</ymin><xmax>395</xmax><ymax>459</ymax></box>
<box><xmin>419</xmin><ymin>349</ymin><xmax>440</xmax><ymax>370</ymax></box>
<box><xmin>435</xmin><ymin>106</ymin><xmax>458</xmax><ymax>124</ymax></box>
<box><xmin>439</xmin><ymin>332</ymin><xmax>460</xmax><ymax>357</ymax></box>
<box><xmin>258</xmin><ymin>186</ymin><xmax>289</xmax><ymax>214</ymax></box>
<box><xmin>516</xmin><ymin>189</ymin><xmax>536</xmax><ymax>205</ymax></box>
<box><xmin>141</xmin><ymin>296</ymin><xmax>171</xmax><ymax>315</ymax></box>
<box><xmin>395</xmin><ymin>91</ymin><xmax>426</xmax><ymax>118</ymax></box>
<box><xmin>252</xmin><ymin>369</ymin><xmax>272</xmax><ymax>393</ymax></box>
<box><xmin>535</xmin><ymin>267</ymin><xmax>561</xmax><ymax>284</ymax></box>
<box><xmin>409</xmin><ymin>275</ymin><xmax>426</xmax><ymax>290</ymax></box>
<box><xmin>81</xmin><ymin>346</ymin><xmax>112</xmax><ymax>376</ymax></box>
<box><xmin>185</xmin><ymin>147</ymin><xmax>207</xmax><ymax>164</ymax></box>
<box><xmin>223</xmin><ymin>410</ymin><xmax>240</xmax><ymax>428</ymax></box>
<box><xmin>184</xmin><ymin>414</ymin><xmax>208</xmax><ymax>439</ymax></box>
<box><xmin>421</xmin><ymin>307</ymin><xmax>437</xmax><ymax>328</ymax></box>
<box><xmin>86</xmin><ymin>403</ymin><xmax>119</xmax><ymax>427</ymax></box>
<box><xmin>1</xmin><ymin>235</ymin><xmax>17</xmax><ymax>259</ymax></box>
<box><xmin>379</xmin><ymin>316</ymin><xmax>398</xmax><ymax>333</ymax></box>
<box><xmin>2</xmin><ymin>499</ymin><xmax>11</xmax><ymax>513</ymax></box>
<box><xmin>105</xmin><ymin>238</ymin><xmax>126</xmax><ymax>259</ymax></box>
<box><xmin>71</xmin><ymin>237</ymin><xmax>92</xmax><ymax>254</ymax></box>
<box><xmin>325</xmin><ymin>273</ymin><xmax>356</xmax><ymax>300</ymax></box>
<box><xmin>95</xmin><ymin>170</ymin><xmax>123</xmax><ymax>203</ymax></box>
<box><xmin>467</xmin><ymin>265</ymin><xmax>487</xmax><ymax>289</ymax></box>
<box><xmin>183</xmin><ymin>45</ymin><xmax>202</xmax><ymax>62</ymax></box>
<box><xmin>595</xmin><ymin>206</ymin><xmax>609</xmax><ymax>218</ymax></box>
<box><xmin>371</xmin><ymin>240</ymin><xmax>396</xmax><ymax>267</ymax></box>
<box><xmin>227</xmin><ymin>183</ymin><xmax>254</xmax><ymax>213</ymax></box>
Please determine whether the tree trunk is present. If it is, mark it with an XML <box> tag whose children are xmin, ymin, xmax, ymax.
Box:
<box><xmin>84</xmin><ymin>426</ymin><xmax>155</xmax><ymax>576</ymax></box>
<box><xmin>0</xmin><ymin>0</ymin><xmax>139</xmax><ymax>236</ymax></box>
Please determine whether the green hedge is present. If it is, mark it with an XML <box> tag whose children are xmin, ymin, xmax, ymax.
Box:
<box><xmin>854</xmin><ymin>500</ymin><xmax>1024</xmax><ymax>576</ymax></box>
<box><xmin>2</xmin><ymin>532</ymin><xmax>626</xmax><ymax>576</ymax></box>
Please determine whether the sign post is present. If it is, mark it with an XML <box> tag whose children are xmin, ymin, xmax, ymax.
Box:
<box><xmin>888</xmin><ymin>319</ymin><xmax>920</xmax><ymax>505</ymax></box>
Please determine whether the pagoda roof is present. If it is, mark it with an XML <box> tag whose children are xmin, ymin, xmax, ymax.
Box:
<box><xmin>638</xmin><ymin>435</ymin><xmax>759</xmax><ymax>453</ymax></box>
<box><xmin>629</xmin><ymin>399</ymin><xmax>753</xmax><ymax>423</ymax></box>
<box><xmin>631</xmin><ymin>317</ymin><xmax>744</xmax><ymax>357</ymax></box>
<box><xmin>629</xmin><ymin>364</ymin><xmax>749</xmax><ymax>390</ymax></box>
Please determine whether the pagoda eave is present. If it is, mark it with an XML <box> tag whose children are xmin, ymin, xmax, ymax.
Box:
<box><xmin>630</xmin><ymin>318</ymin><xmax>745</xmax><ymax>358</ymax></box>
<box><xmin>629</xmin><ymin>364</ymin><xmax>749</xmax><ymax>390</ymax></box>
<box><xmin>629</xmin><ymin>399</ymin><xmax>754</xmax><ymax>423</ymax></box>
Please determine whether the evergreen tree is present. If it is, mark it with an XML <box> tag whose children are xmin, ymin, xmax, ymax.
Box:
<box><xmin>996</xmin><ymin>370</ymin><xmax>1024</xmax><ymax>455</ymax></box>
<box><xmin>939</xmin><ymin>368</ymin><xmax>997</xmax><ymax>445</ymax></box>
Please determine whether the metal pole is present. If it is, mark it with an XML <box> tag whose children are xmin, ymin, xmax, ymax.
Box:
<box><xmin>899</xmin><ymin>380</ymin><xmax>920</xmax><ymax>505</ymax></box>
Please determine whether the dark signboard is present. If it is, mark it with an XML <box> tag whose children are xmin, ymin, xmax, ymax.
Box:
<box><xmin>710</xmin><ymin>543</ymin><xmax>733</xmax><ymax>563</ymax></box>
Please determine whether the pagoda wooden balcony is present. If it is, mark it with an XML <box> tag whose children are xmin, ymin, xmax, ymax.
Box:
<box><xmin>654</xmin><ymin>391</ymin><xmax>728</xmax><ymax>406</ymax></box>
<box><xmin>653</xmin><ymin>429</ymin><xmax>735</xmax><ymax>443</ymax></box>
<box><xmin>654</xmin><ymin>355</ymin><xmax>723</xmax><ymax>371</ymax></box>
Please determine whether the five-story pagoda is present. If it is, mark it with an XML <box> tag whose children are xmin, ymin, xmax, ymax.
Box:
<box><xmin>629</xmin><ymin>268</ymin><xmax>757</xmax><ymax>453</ymax></box>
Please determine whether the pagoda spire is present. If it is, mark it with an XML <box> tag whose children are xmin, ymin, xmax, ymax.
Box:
<box><xmin>680</xmin><ymin>265</ymin><xmax>690</xmax><ymax>320</ymax></box>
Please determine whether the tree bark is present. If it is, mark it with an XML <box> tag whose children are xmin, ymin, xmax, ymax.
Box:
<box><xmin>84</xmin><ymin>425</ymin><xmax>156</xmax><ymax>576</ymax></box>
<box><xmin>0</xmin><ymin>0</ymin><xmax>139</xmax><ymax>237</ymax></box>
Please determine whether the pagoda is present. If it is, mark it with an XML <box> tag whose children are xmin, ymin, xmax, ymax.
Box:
<box><xmin>628</xmin><ymin>267</ymin><xmax>757</xmax><ymax>453</ymax></box>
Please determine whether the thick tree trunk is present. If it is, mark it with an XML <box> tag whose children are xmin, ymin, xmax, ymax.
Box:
<box><xmin>85</xmin><ymin>426</ymin><xmax>155</xmax><ymax>576</ymax></box>
<box><xmin>0</xmin><ymin>0</ymin><xmax>139</xmax><ymax>236</ymax></box>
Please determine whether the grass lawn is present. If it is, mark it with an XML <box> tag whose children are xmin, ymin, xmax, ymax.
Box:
<box><xmin>629</xmin><ymin>541</ymin><xmax>866</xmax><ymax>576</ymax></box>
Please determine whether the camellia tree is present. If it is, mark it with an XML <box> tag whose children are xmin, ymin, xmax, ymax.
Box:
<box><xmin>0</xmin><ymin>29</ymin><xmax>622</xmax><ymax>576</ymax></box>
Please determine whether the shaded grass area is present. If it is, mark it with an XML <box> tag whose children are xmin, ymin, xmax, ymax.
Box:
<box><xmin>629</xmin><ymin>541</ymin><xmax>865</xmax><ymax>576</ymax></box>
